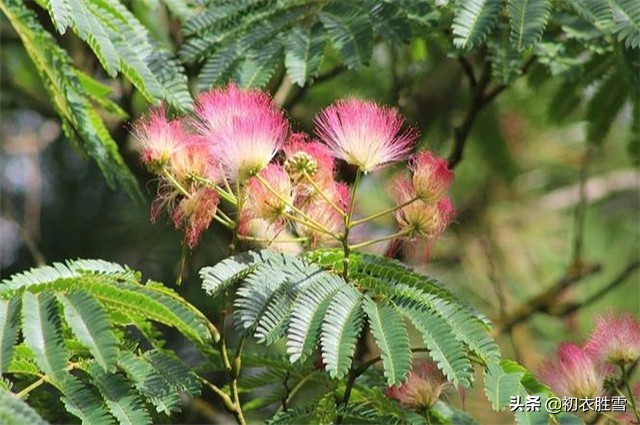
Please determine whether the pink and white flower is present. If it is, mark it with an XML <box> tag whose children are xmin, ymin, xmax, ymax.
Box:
<box><xmin>133</xmin><ymin>106</ymin><xmax>187</xmax><ymax>172</ymax></box>
<box><xmin>172</xmin><ymin>188</ymin><xmax>220</xmax><ymax>248</ymax></box>
<box><xmin>296</xmin><ymin>181</ymin><xmax>350</xmax><ymax>246</ymax></box>
<box><xmin>538</xmin><ymin>343</ymin><xmax>611</xmax><ymax>398</ymax></box>
<box><xmin>386</xmin><ymin>360</ymin><xmax>451</xmax><ymax>409</ymax></box>
<box><xmin>410</xmin><ymin>151</ymin><xmax>454</xmax><ymax>203</ymax></box>
<box><xmin>584</xmin><ymin>313</ymin><xmax>640</xmax><ymax>364</ymax></box>
<box><xmin>193</xmin><ymin>84</ymin><xmax>288</xmax><ymax>181</ymax></box>
<box><xmin>314</xmin><ymin>99</ymin><xmax>418</xmax><ymax>173</ymax></box>
<box><xmin>244</xmin><ymin>164</ymin><xmax>294</xmax><ymax>227</ymax></box>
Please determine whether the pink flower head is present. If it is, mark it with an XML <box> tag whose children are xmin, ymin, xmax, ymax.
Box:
<box><xmin>133</xmin><ymin>106</ymin><xmax>187</xmax><ymax>172</ymax></box>
<box><xmin>244</xmin><ymin>164</ymin><xmax>293</xmax><ymax>226</ymax></box>
<box><xmin>538</xmin><ymin>343</ymin><xmax>611</xmax><ymax>399</ymax></box>
<box><xmin>386</xmin><ymin>360</ymin><xmax>450</xmax><ymax>409</ymax></box>
<box><xmin>394</xmin><ymin>194</ymin><xmax>456</xmax><ymax>241</ymax></box>
<box><xmin>169</xmin><ymin>136</ymin><xmax>222</xmax><ymax>186</ymax></box>
<box><xmin>193</xmin><ymin>84</ymin><xmax>288</xmax><ymax>181</ymax></box>
<box><xmin>314</xmin><ymin>99</ymin><xmax>418</xmax><ymax>173</ymax></box>
<box><xmin>409</xmin><ymin>151</ymin><xmax>454</xmax><ymax>203</ymax></box>
<box><xmin>172</xmin><ymin>188</ymin><xmax>220</xmax><ymax>248</ymax></box>
<box><xmin>283</xmin><ymin>132</ymin><xmax>335</xmax><ymax>183</ymax></box>
<box><xmin>584</xmin><ymin>313</ymin><xmax>640</xmax><ymax>364</ymax></box>
<box><xmin>294</xmin><ymin>181</ymin><xmax>349</xmax><ymax>246</ymax></box>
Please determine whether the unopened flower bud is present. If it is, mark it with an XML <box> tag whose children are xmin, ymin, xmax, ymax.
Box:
<box><xmin>284</xmin><ymin>151</ymin><xmax>318</xmax><ymax>181</ymax></box>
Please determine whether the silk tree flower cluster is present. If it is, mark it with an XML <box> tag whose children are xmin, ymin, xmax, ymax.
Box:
<box><xmin>538</xmin><ymin>312</ymin><xmax>640</xmax><ymax>417</ymax></box>
<box><xmin>133</xmin><ymin>84</ymin><xmax>455</xmax><ymax>256</ymax></box>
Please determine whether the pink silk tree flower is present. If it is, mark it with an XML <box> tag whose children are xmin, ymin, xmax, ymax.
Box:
<box><xmin>192</xmin><ymin>84</ymin><xmax>288</xmax><ymax>182</ymax></box>
<box><xmin>314</xmin><ymin>99</ymin><xmax>418</xmax><ymax>173</ymax></box>
<box><xmin>584</xmin><ymin>313</ymin><xmax>640</xmax><ymax>364</ymax></box>
<box><xmin>172</xmin><ymin>188</ymin><xmax>220</xmax><ymax>248</ymax></box>
<box><xmin>386</xmin><ymin>360</ymin><xmax>451</xmax><ymax>409</ymax></box>
<box><xmin>410</xmin><ymin>151</ymin><xmax>454</xmax><ymax>203</ymax></box>
<box><xmin>133</xmin><ymin>106</ymin><xmax>187</xmax><ymax>172</ymax></box>
<box><xmin>244</xmin><ymin>164</ymin><xmax>294</xmax><ymax>227</ymax></box>
<box><xmin>394</xmin><ymin>195</ymin><xmax>456</xmax><ymax>241</ymax></box>
<box><xmin>169</xmin><ymin>137</ymin><xmax>222</xmax><ymax>187</ymax></box>
<box><xmin>538</xmin><ymin>343</ymin><xmax>611</xmax><ymax>399</ymax></box>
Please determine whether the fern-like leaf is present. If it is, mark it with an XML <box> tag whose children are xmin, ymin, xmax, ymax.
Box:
<box><xmin>200</xmin><ymin>250</ymin><xmax>276</xmax><ymax>298</ymax></box>
<box><xmin>586</xmin><ymin>70</ymin><xmax>629</xmax><ymax>145</ymax></box>
<box><xmin>87</xmin><ymin>362</ymin><xmax>151</xmax><ymax>425</ymax></box>
<box><xmin>287</xmin><ymin>273</ymin><xmax>345</xmax><ymax>363</ymax></box>
<box><xmin>117</xmin><ymin>352</ymin><xmax>182</xmax><ymax>415</ymax></box>
<box><xmin>0</xmin><ymin>298</ymin><xmax>20</xmax><ymax>375</ymax></box>
<box><xmin>613</xmin><ymin>0</ymin><xmax>640</xmax><ymax>48</ymax></box>
<box><xmin>21</xmin><ymin>291</ymin><xmax>67</xmax><ymax>383</ymax></box>
<box><xmin>362</xmin><ymin>297</ymin><xmax>411</xmax><ymax>386</ymax></box>
<box><xmin>237</xmin><ymin>40</ymin><xmax>283</xmax><ymax>89</ymax></box>
<box><xmin>320</xmin><ymin>285</ymin><xmax>364</xmax><ymax>379</ymax></box>
<box><xmin>0</xmin><ymin>0</ymin><xmax>141</xmax><ymax>198</ymax></box>
<box><xmin>284</xmin><ymin>24</ymin><xmax>326</xmax><ymax>86</ymax></box>
<box><xmin>58</xmin><ymin>291</ymin><xmax>118</xmax><ymax>372</ymax></box>
<box><xmin>58</xmin><ymin>375</ymin><xmax>115</xmax><ymax>425</ymax></box>
<box><xmin>0</xmin><ymin>388</ymin><xmax>49</xmax><ymax>425</ymax></box>
<box><xmin>395</xmin><ymin>298</ymin><xmax>473</xmax><ymax>388</ymax></box>
<box><xmin>508</xmin><ymin>0</ymin><xmax>551</xmax><ymax>51</ymax></box>
<box><xmin>320</xmin><ymin>0</ymin><xmax>374</xmax><ymax>69</ymax></box>
<box><xmin>452</xmin><ymin>0</ymin><xmax>503</xmax><ymax>49</ymax></box>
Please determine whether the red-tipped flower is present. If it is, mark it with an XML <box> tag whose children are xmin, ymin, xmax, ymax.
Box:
<box><xmin>538</xmin><ymin>343</ymin><xmax>611</xmax><ymax>399</ymax></box>
<box><xmin>133</xmin><ymin>106</ymin><xmax>187</xmax><ymax>172</ymax></box>
<box><xmin>193</xmin><ymin>84</ymin><xmax>288</xmax><ymax>181</ymax></box>
<box><xmin>172</xmin><ymin>188</ymin><xmax>220</xmax><ymax>248</ymax></box>
<box><xmin>410</xmin><ymin>151</ymin><xmax>454</xmax><ymax>203</ymax></box>
<box><xmin>296</xmin><ymin>181</ymin><xmax>350</xmax><ymax>246</ymax></box>
<box><xmin>244</xmin><ymin>164</ymin><xmax>293</xmax><ymax>227</ymax></box>
<box><xmin>314</xmin><ymin>99</ymin><xmax>417</xmax><ymax>173</ymax></box>
<box><xmin>584</xmin><ymin>313</ymin><xmax>640</xmax><ymax>364</ymax></box>
<box><xmin>386</xmin><ymin>360</ymin><xmax>450</xmax><ymax>409</ymax></box>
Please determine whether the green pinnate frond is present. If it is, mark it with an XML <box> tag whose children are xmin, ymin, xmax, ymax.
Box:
<box><xmin>284</xmin><ymin>24</ymin><xmax>327</xmax><ymax>86</ymax></box>
<box><xmin>21</xmin><ymin>291</ymin><xmax>67</xmax><ymax>383</ymax></box>
<box><xmin>267</xmin><ymin>403</ymin><xmax>316</xmax><ymax>425</ymax></box>
<box><xmin>1</xmin><ymin>262</ymin><xmax>76</xmax><ymax>291</ymax></box>
<box><xmin>566</xmin><ymin>0</ymin><xmax>614</xmax><ymax>32</ymax></box>
<box><xmin>86</xmin><ymin>362</ymin><xmax>151</xmax><ymax>425</ymax></box>
<box><xmin>200</xmin><ymin>250</ymin><xmax>276</xmax><ymax>298</ymax></box>
<box><xmin>58</xmin><ymin>291</ymin><xmax>118</xmax><ymax>372</ymax></box>
<box><xmin>394</xmin><ymin>298</ymin><xmax>474</xmax><ymax>387</ymax></box>
<box><xmin>488</xmin><ymin>30</ymin><xmax>523</xmax><ymax>84</ymax></box>
<box><xmin>181</xmin><ymin>0</ymin><xmax>270</xmax><ymax>37</ymax></box>
<box><xmin>369</xmin><ymin>1</ymin><xmax>412</xmax><ymax>45</ymax></box>
<box><xmin>144</xmin><ymin>350</ymin><xmax>201</xmax><ymax>397</ymax></box>
<box><xmin>7</xmin><ymin>345</ymin><xmax>40</xmax><ymax>376</ymax></box>
<box><xmin>58</xmin><ymin>375</ymin><xmax>115</xmax><ymax>425</ymax></box>
<box><xmin>507</xmin><ymin>0</ymin><xmax>552</xmax><ymax>51</ymax></box>
<box><xmin>362</xmin><ymin>297</ymin><xmax>411</xmax><ymax>386</ymax></box>
<box><xmin>0</xmin><ymin>298</ymin><xmax>21</xmax><ymax>375</ymax></box>
<box><xmin>46</xmin><ymin>0</ymin><xmax>73</xmax><ymax>34</ymax></box>
<box><xmin>612</xmin><ymin>0</ymin><xmax>640</xmax><ymax>48</ymax></box>
<box><xmin>484</xmin><ymin>362</ymin><xmax>524</xmax><ymax>410</ymax></box>
<box><xmin>253</xmin><ymin>287</ymin><xmax>291</xmax><ymax>345</ymax></box>
<box><xmin>0</xmin><ymin>0</ymin><xmax>141</xmax><ymax>198</ymax></box>
<box><xmin>452</xmin><ymin>0</ymin><xmax>503</xmax><ymax>49</ymax></box>
<box><xmin>0</xmin><ymin>388</ymin><xmax>49</xmax><ymax>425</ymax></box>
<box><xmin>234</xmin><ymin>258</ymin><xmax>291</xmax><ymax>334</ymax></box>
<box><xmin>320</xmin><ymin>285</ymin><xmax>364</xmax><ymax>379</ymax></box>
<box><xmin>236</xmin><ymin>40</ymin><xmax>283</xmax><ymax>89</ymax></box>
<box><xmin>117</xmin><ymin>352</ymin><xmax>182</xmax><ymax>415</ymax></box>
<box><xmin>287</xmin><ymin>273</ymin><xmax>345</xmax><ymax>363</ymax></box>
<box><xmin>320</xmin><ymin>1</ymin><xmax>373</xmax><ymax>69</ymax></box>
<box><xmin>586</xmin><ymin>69</ymin><xmax>629</xmax><ymax>145</ymax></box>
